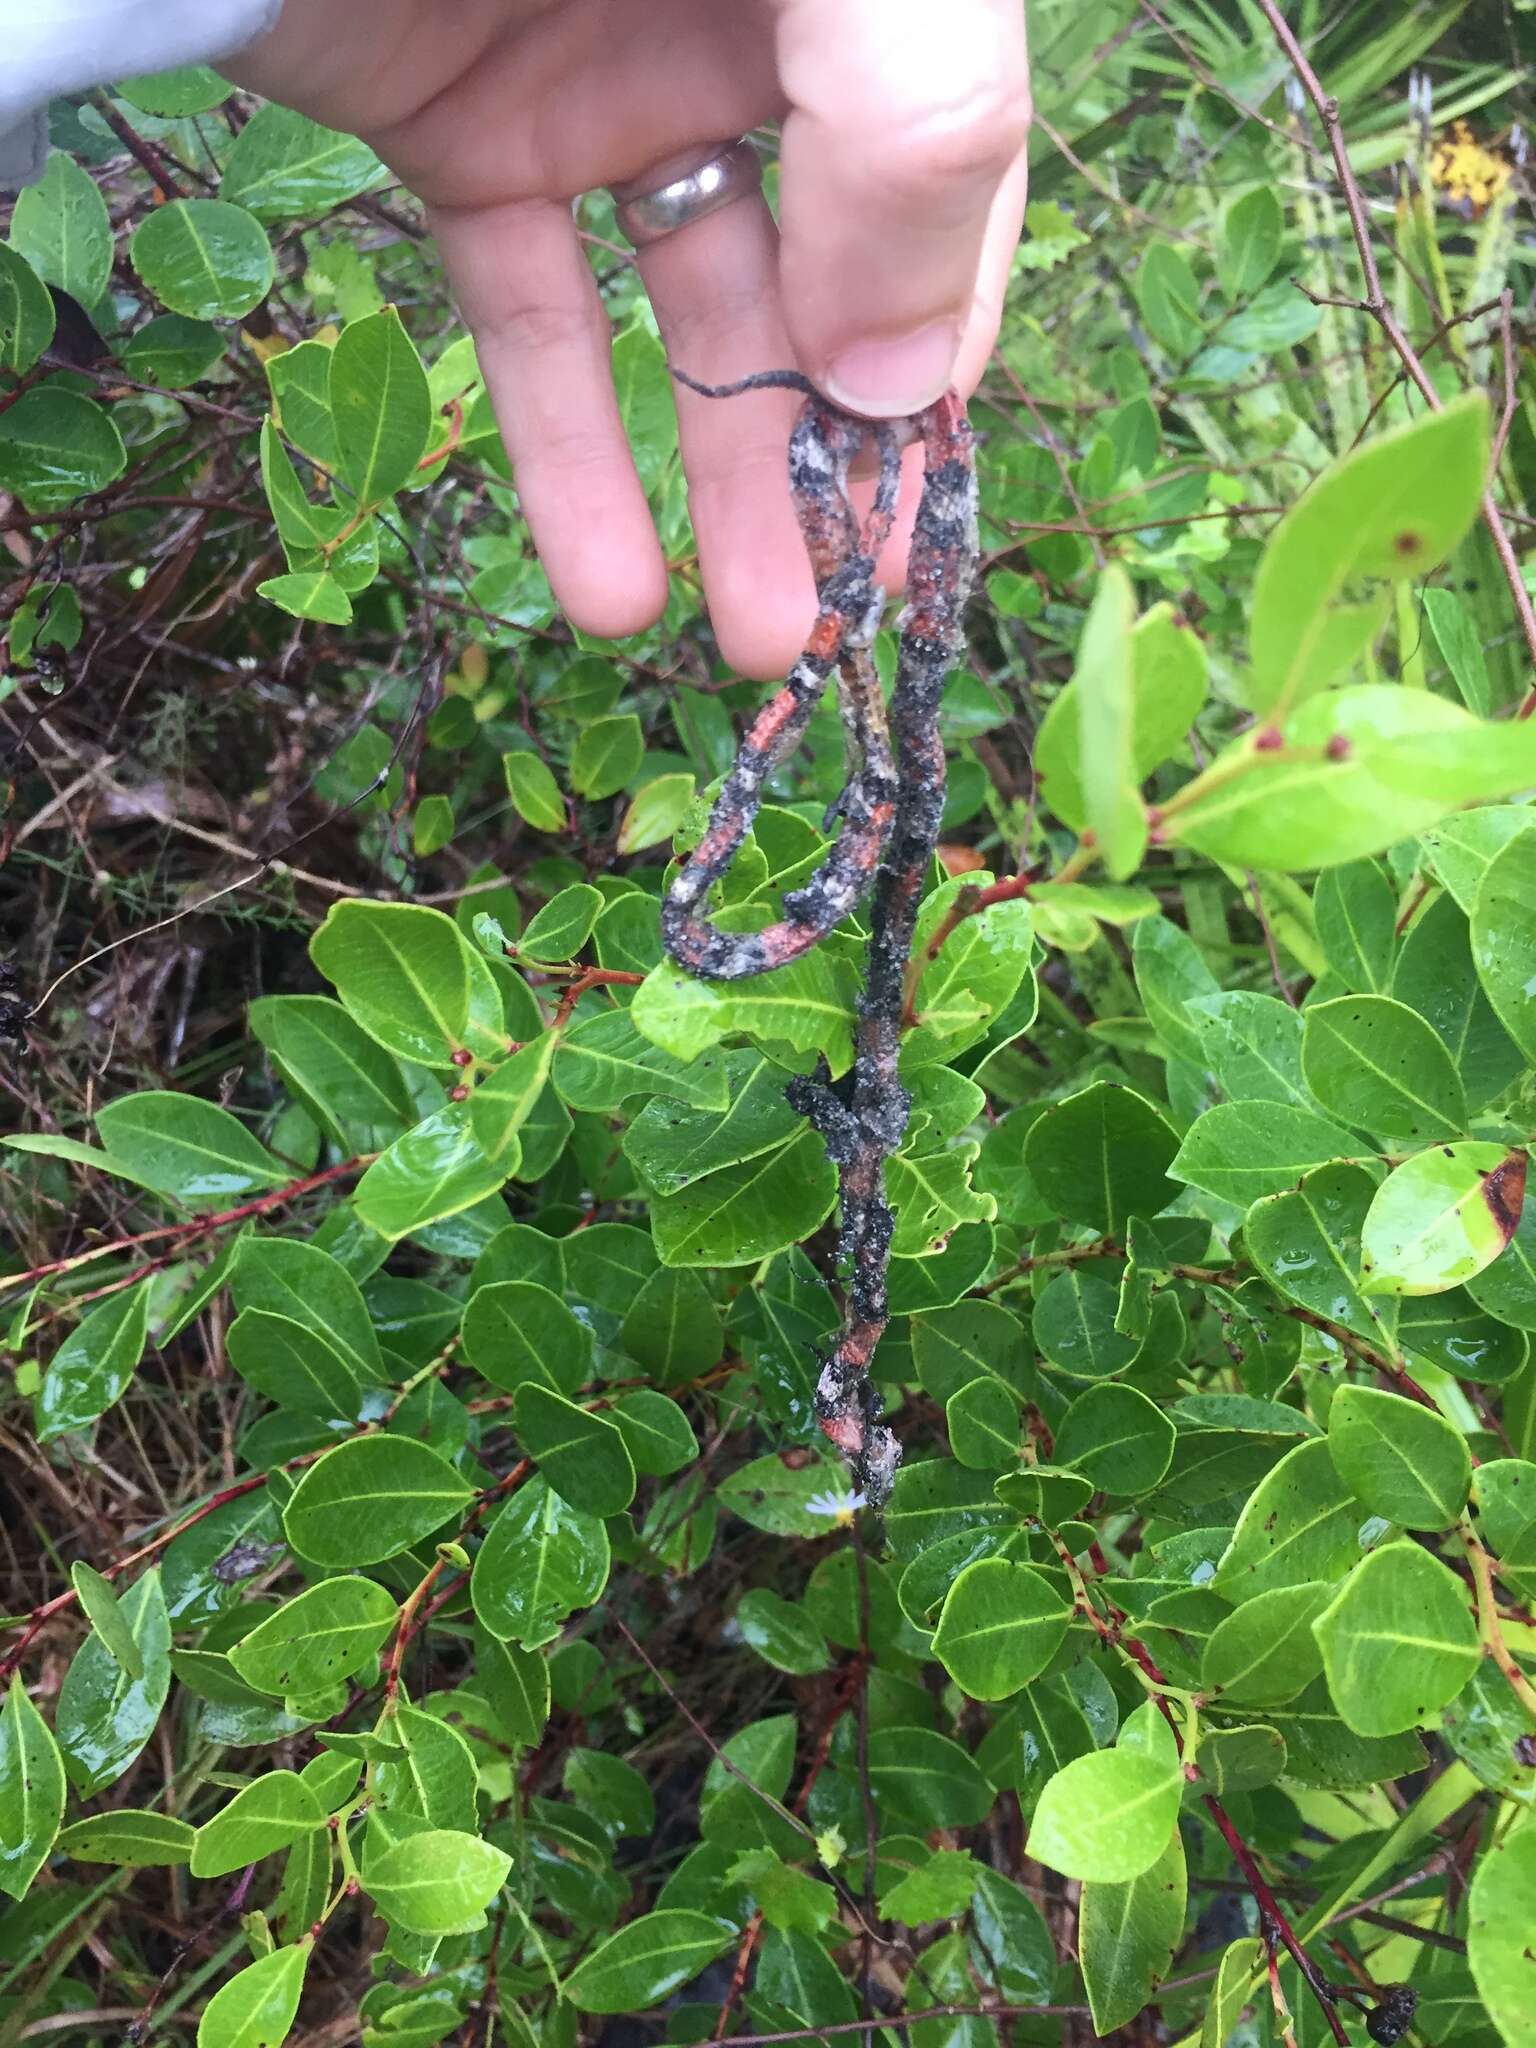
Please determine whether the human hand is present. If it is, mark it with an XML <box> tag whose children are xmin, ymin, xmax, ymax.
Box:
<box><xmin>231</xmin><ymin>0</ymin><xmax>1029</xmax><ymax>677</ymax></box>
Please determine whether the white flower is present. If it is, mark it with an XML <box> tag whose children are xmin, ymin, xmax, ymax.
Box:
<box><xmin>806</xmin><ymin>1487</ymin><xmax>865</xmax><ymax>1528</ymax></box>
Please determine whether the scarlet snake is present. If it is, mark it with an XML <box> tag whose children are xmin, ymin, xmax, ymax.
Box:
<box><xmin>662</xmin><ymin>371</ymin><xmax>979</xmax><ymax>1504</ymax></box>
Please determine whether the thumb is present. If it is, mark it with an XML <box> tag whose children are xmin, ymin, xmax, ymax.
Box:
<box><xmin>773</xmin><ymin>0</ymin><xmax>1030</xmax><ymax>416</ymax></box>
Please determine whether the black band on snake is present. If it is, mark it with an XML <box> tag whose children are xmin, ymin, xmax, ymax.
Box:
<box><xmin>661</xmin><ymin>369</ymin><xmax>979</xmax><ymax>1507</ymax></box>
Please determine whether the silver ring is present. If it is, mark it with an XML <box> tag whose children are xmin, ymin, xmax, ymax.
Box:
<box><xmin>611</xmin><ymin>139</ymin><xmax>762</xmax><ymax>249</ymax></box>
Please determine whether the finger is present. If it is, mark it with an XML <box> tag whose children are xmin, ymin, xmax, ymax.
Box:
<box><xmin>633</xmin><ymin>176</ymin><xmax>816</xmax><ymax>680</ymax></box>
<box><xmin>774</xmin><ymin>0</ymin><xmax>1030</xmax><ymax>417</ymax></box>
<box><xmin>953</xmin><ymin>145</ymin><xmax>1031</xmax><ymax>395</ymax></box>
<box><xmin>430</xmin><ymin>195</ymin><xmax>669</xmax><ymax>640</ymax></box>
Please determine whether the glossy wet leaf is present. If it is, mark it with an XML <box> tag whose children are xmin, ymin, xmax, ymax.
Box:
<box><xmin>232</xmin><ymin>1237</ymin><xmax>384</xmax><ymax>1386</ymax></box>
<box><xmin>56</xmin><ymin>1569</ymin><xmax>171</xmax><ymax>1795</ymax></box>
<box><xmin>1326</xmin><ymin>1385</ymin><xmax>1472</xmax><ymax>1530</ymax></box>
<box><xmin>1244</xmin><ymin>1161</ymin><xmax>1391</xmax><ymax>1343</ymax></box>
<box><xmin>36</xmin><ymin>1285</ymin><xmax>150</xmax><ymax>1441</ymax></box>
<box><xmin>866</xmin><ymin>1727</ymin><xmax>994</xmax><ymax>1829</ymax></box>
<box><xmin>735</xmin><ymin>1589</ymin><xmax>829</xmax><ymax>1676</ymax></box>
<box><xmin>1301</xmin><ymin>994</ymin><xmax>1466</xmax><ymax>1144</ymax></box>
<box><xmin>1027</xmin><ymin>1742</ymin><xmax>1182</xmax><ymax>1882</ymax></box>
<box><xmin>0</xmin><ymin>387</ymin><xmax>126</xmax><ymax>513</ymax></box>
<box><xmin>0</xmin><ymin>1676</ymin><xmax>66</xmax><ymax>1900</ymax></box>
<box><xmin>461</xmin><ymin>1280</ymin><xmax>591</xmax><ymax>1396</ymax></box>
<box><xmin>470</xmin><ymin>1479</ymin><xmax>610</xmax><ymax>1648</ymax></box>
<box><xmin>355</xmin><ymin>1102</ymin><xmax>506</xmax><ymax>1237</ymax></box>
<box><xmin>1079</xmin><ymin>1825</ymin><xmax>1185</xmax><ymax>2034</ymax></box>
<box><xmin>651</xmin><ymin>1130</ymin><xmax>838</xmax><ymax>1268</ymax></box>
<box><xmin>1215</xmin><ymin>1438</ymin><xmax>1369</xmax><ymax>1605</ymax></box>
<box><xmin>1360</xmin><ymin>1144</ymin><xmax>1525</xmax><ymax>1297</ymax></box>
<box><xmin>56</xmin><ymin>1808</ymin><xmax>195</xmax><ymax>1867</ymax></box>
<box><xmin>1467</xmin><ymin>1813</ymin><xmax>1536</xmax><ymax>2046</ymax></box>
<box><xmin>283</xmin><ymin>1438</ymin><xmax>473</xmax><ymax>1567</ymax></box>
<box><xmin>931</xmin><ymin>1559</ymin><xmax>1072</xmax><ymax>1700</ymax></box>
<box><xmin>328</xmin><ymin>305</ymin><xmax>431</xmax><ymax>507</ymax></box>
<box><xmin>0</xmin><ymin>243</ymin><xmax>55</xmax><ymax>375</ymax></box>
<box><xmin>367</xmin><ymin>1829</ymin><xmax>511</xmax><ymax>1934</ymax></box>
<box><xmin>197</xmin><ymin>1941</ymin><xmax>309</xmax><ymax>2048</ymax></box>
<box><xmin>131</xmin><ymin>198</ymin><xmax>273</xmax><ymax>320</ymax></box>
<box><xmin>1314</xmin><ymin>858</ymin><xmax>1396</xmax><ymax>993</ymax></box>
<box><xmin>310</xmin><ymin>900</ymin><xmax>506</xmax><ymax>1068</ymax></box>
<box><xmin>552</xmin><ymin>1008</ymin><xmax>728</xmax><ymax>1114</ymax></box>
<box><xmin>10</xmin><ymin>151</ymin><xmax>112</xmax><ymax>303</ymax></box>
<box><xmin>564</xmin><ymin>1909</ymin><xmax>734</xmax><ymax>2014</ymax></box>
<box><xmin>1032</xmin><ymin>1268</ymin><xmax>1142</xmax><ymax>1379</ymax></box>
<box><xmin>1393</xmin><ymin>891</ymin><xmax>1523</xmax><ymax>1112</ymax></box>
<box><xmin>1171</xmin><ymin>1100</ymin><xmax>1362</xmax><ymax>1208</ymax></box>
<box><xmin>1200</xmin><ymin>1581</ymin><xmax>1330</xmax><ymax>1705</ymax></box>
<box><xmin>1312</xmin><ymin>1542</ymin><xmax>1479</xmax><ymax>1735</ymax></box>
<box><xmin>1185</xmin><ymin>990</ymin><xmax>1308</xmax><ymax>1108</ymax></box>
<box><xmin>229</xmin><ymin>1578</ymin><xmax>397</xmax><ymax>1696</ymax></box>
<box><xmin>227</xmin><ymin>1309</ymin><xmax>366</xmax><ymax>1417</ymax></box>
<box><xmin>250</xmin><ymin>994</ymin><xmax>414</xmax><ymax>1150</ymax></box>
<box><xmin>191</xmin><ymin>1770</ymin><xmax>324</xmax><ymax>1878</ymax></box>
<box><xmin>221</xmin><ymin>104</ymin><xmax>387</xmax><ymax>219</ymax></box>
<box><xmin>515</xmin><ymin>1386</ymin><xmax>636</xmax><ymax>1516</ymax></box>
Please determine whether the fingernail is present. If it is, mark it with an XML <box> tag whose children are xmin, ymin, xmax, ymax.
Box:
<box><xmin>824</xmin><ymin>319</ymin><xmax>959</xmax><ymax>417</ymax></box>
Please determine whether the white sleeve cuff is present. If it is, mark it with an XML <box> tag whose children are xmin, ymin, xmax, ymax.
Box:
<box><xmin>0</xmin><ymin>0</ymin><xmax>283</xmax><ymax>188</ymax></box>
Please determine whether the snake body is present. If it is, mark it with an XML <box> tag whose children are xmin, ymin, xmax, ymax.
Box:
<box><xmin>662</xmin><ymin>374</ymin><xmax>979</xmax><ymax>1503</ymax></box>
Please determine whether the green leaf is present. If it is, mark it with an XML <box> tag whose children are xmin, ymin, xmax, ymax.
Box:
<box><xmin>736</xmin><ymin>1590</ymin><xmax>829</xmax><ymax>1677</ymax></box>
<box><xmin>36</xmin><ymin>1286</ymin><xmax>149</xmax><ymax>1441</ymax></box>
<box><xmin>0</xmin><ymin>1676</ymin><xmax>66</xmax><ymax>1900</ymax></box>
<box><xmin>367</xmin><ymin>1828</ymin><xmax>511</xmax><ymax>1934</ymax></box>
<box><xmin>131</xmin><ymin>198</ymin><xmax>273</xmax><ymax>320</ymax></box>
<box><xmin>931</xmin><ymin>1560</ymin><xmax>1072</xmax><ymax>1700</ymax></box>
<box><xmin>1247</xmin><ymin>396</ymin><xmax>1489</xmax><ymax>717</ymax></box>
<box><xmin>1027</xmin><ymin>1742</ymin><xmax>1182</xmax><ymax>1882</ymax></box>
<box><xmin>877</xmin><ymin>1847</ymin><xmax>979</xmax><ymax>1924</ymax></box>
<box><xmin>1023</xmin><ymin>1082</ymin><xmax>1177</xmax><ymax>1237</ymax></box>
<box><xmin>69</xmin><ymin>1563</ymin><xmax>143</xmax><ymax>1680</ymax></box>
<box><xmin>232</xmin><ymin>1237</ymin><xmax>384</xmax><ymax>1387</ymax></box>
<box><xmin>249</xmin><ymin>993</ymin><xmax>414</xmax><ymax>1151</ymax></box>
<box><xmin>632</xmin><ymin>948</ymin><xmax>857</xmax><ymax>1076</ymax></box>
<box><xmin>258</xmin><ymin>570</ymin><xmax>352</xmax><ymax>623</ymax></box>
<box><xmin>1312</xmin><ymin>1542</ymin><xmax>1480</xmax><ymax>1735</ymax></box>
<box><xmin>519</xmin><ymin>884</ymin><xmax>602</xmax><ymax>964</ymax></box>
<box><xmin>117</xmin><ymin>66</ymin><xmax>230</xmax><ymax>115</ymax></box>
<box><xmin>1201</xmin><ymin>1581</ymin><xmax>1331</xmax><ymax>1705</ymax></box>
<box><xmin>610</xmin><ymin>1390</ymin><xmax>698</xmax><ymax>1476</ymax></box>
<box><xmin>0</xmin><ymin>388</ymin><xmax>126</xmax><ymax>512</ymax></box>
<box><xmin>56</xmin><ymin>1809</ymin><xmax>195</xmax><ymax>1867</ymax></box>
<box><xmin>1171</xmin><ymin>1100</ymin><xmax>1363</xmax><ymax>1208</ymax></box>
<box><xmin>470</xmin><ymin>1479</ymin><xmax>610</xmax><ymax>1649</ymax></box>
<box><xmin>1424</xmin><ymin>585</ymin><xmax>1496</xmax><ymax>715</ymax></box>
<box><xmin>310</xmin><ymin>901</ymin><xmax>506</xmax><ymax>1068</ymax></box>
<box><xmin>0</xmin><ymin>244</ymin><xmax>55</xmax><ymax>375</ymax></box>
<box><xmin>1314</xmin><ymin>859</ymin><xmax>1397</xmax><ymax>993</ymax></box>
<box><xmin>221</xmin><ymin>104</ymin><xmax>386</xmax><ymax>219</ymax></box>
<box><xmin>1326</xmin><ymin>1385</ymin><xmax>1472</xmax><ymax>1531</ymax></box>
<box><xmin>469</xmin><ymin>1037</ymin><xmax>556</xmax><ymax>1167</ymax></box>
<box><xmin>1056</xmin><ymin>1382</ymin><xmax>1176</xmax><ymax>1495</ymax></box>
<box><xmin>329</xmin><ymin>306</ymin><xmax>432</xmax><ymax>507</ymax></box>
<box><xmin>1218</xmin><ymin>184</ymin><xmax>1282</xmax><ymax>297</ymax></box>
<box><xmin>475</xmin><ymin>1626</ymin><xmax>550</xmax><ymax>1747</ymax></box>
<box><xmin>355</xmin><ymin>1102</ymin><xmax>505</xmax><ymax>1238</ymax></box>
<box><xmin>1132</xmin><ymin>914</ymin><xmax>1220</xmax><ymax>1066</ymax></box>
<box><xmin>1173</xmin><ymin>685</ymin><xmax>1536</xmax><ymax>871</ymax></box>
<box><xmin>1467</xmin><ymin>1813</ymin><xmax>1536</xmax><ymax>2047</ymax></box>
<box><xmin>1136</xmin><ymin>241</ymin><xmax>1203</xmax><ymax>354</ymax></box>
<box><xmin>564</xmin><ymin>1910</ymin><xmax>733</xmax><ymax>2014</ymax></box>
<box><xmin>1471</xmin><ymin>825</ymin><xmax>1536</xmax><ymax>1067</ymax></box>
<box><xmin>1215</xmin><ymin>1437</ymin><xmax>1369</xmax><ymax>1605</ymax></box>
<box><xmin>866</xmin><ymin>1727</ymin><xmax>994</xmax><ymax>1829</ymax></box>
<box><xmin>197</xmin><ymin>1942</ymin><xmax>309</xmax><ymax>2048</ymax></box>
<box><xmin>571</xmin><ymin>713</ymin><xmax>644</xmax><ymax>800</ymax></box>
<box><xmin>1360</xmin><ymin>1144</ymin><xmax>1525</xmax><ymax>1298</ymax></box>
<box><xmin>283</xmin><ymin>1438</ymin><xmax>473</xmax><ymax>1567</ymax></box>
<box><xmin>462</xmin><ymin>1280</ymin><xmax>591</xmax><ymax>1396</ymax></box>
<box><xmin>56</xmin><ymin>1569</ymin><xmax>171</xmax><ymax>1794</ymax></box>
<box><xmin>515</xmin><ymin>1385</ymin><xmax>636</xmax><ymax>1516</ymax></box>
<box><xmin>1072</xmin><ymin>565</ymin><xmax>1144</xmax><ymax>877</ymax></box>
<box><xmin>10</xmin><ymin>152</ymin><xmax>112</xmax><ymax>303</ymax></box>
<box><xmin>229</xmin><ymin>1306</ymin><xmax>368</xmax><ymax>1418</ymax></box>
<box><xmin>503</xmin><ymin>751</ymin><xmax>566</xmax><ymax>832</ymax></box>
<box><xmin>720</xmin><ymin>1453</ymin><xmax>858</xmax><ymax>1539</ymax></box>
<box><xmin>553</xmin><ymin>1009</ymin><xmax>728</xmax><ymax>1115</ymax></box>
<box><xmin>1301</xmin><ymin>995</ymin><xmax>1467</xmax><ymax>1144</ymax></box>
<box><xmin>619</xmin><ymin>773</ymin><xmax>696</xmax><ymax>854</ymax></box>
<box><xmin>1394</xmin><ymin>891</ymin><xmax>1522</xmax><ymax>1112</ymax></box>
<box><xmin>1244</xmin><ymin>1161</ymin><xmax>1393</xmax><ymax>1344</ymax></box>
<box><xmin>96</xmin><ymin>1092</ymin><xmax>286</xmax><ymax>1203</ymax></box>
<box><xmin>191</xmin><ymin>1770</ymin><xmax>324</xmax><ymax>1878</ymax></box>
<box><xmin>904</xmin><ymin>880</ymin><xmax>1034</xmax><ymax>1068</ymax></box>
<box><xmin>120</xmin><ymin>312</ymin><xmax>226</xmax><ymax>387</ymax></box>
<box><xmin>1032</xmin><ymin>1268</ymin><xmax>1142</xmax><ymax>1380</ymax></box>
<box><xmin>651</xmin><ymin>1130</ymin><xmax>838</xmax><ymax>1269</ymax></box>
<box><xmin>619</xmin><ymin>1267</ymin><xmax>723</xmax><ymax>1382</ymax></box>
<box><xmin>230</xmin><ymin>1578</ymin><xmax>398</xmax><ymax>1697</ymax></box>
<box><xmin>1079</xmin><ymin>1825</ymin><xmax>1185</xmax><ymax>2034</ymax></box>
<box><xmin>945</xmin><ymin>1375</ymin><xmax>1022</xmax><ymax>1470</ymax></box>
